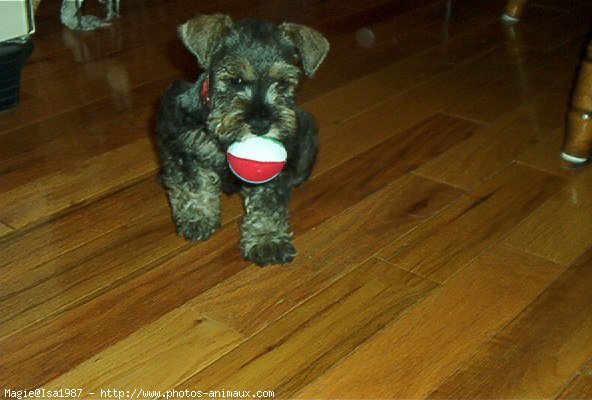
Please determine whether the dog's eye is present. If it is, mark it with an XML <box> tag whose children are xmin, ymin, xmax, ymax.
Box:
<box><xmin>276</xmin><ymin>79</ymin><xmax>291</xmax><ymax>91</ymax></box>
<box><xmin>229</xmin><ymin>77</ymin><xmax>245</xmax><ymax>88</ymax></box>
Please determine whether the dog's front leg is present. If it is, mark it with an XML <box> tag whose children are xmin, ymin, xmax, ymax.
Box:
<box><xmin>240</xmin><ymin>177</ymin><xmax>296</xmax><ymax>266</ymax></box>
<box><xmin>164</xmin><ymin>164</ymin><xmax>221</xmax><ymax>242</ymax></box>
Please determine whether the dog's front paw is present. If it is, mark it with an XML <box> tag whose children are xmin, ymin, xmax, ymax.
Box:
<box><xmin>177</xmin><ymin>219</ymin><xmax>220</xmax><ymax>241</ymax></box>
<box><xmin>242</xmin><ymin>239</ymin><xmax>296</xmax><ymax>266</ymax></box>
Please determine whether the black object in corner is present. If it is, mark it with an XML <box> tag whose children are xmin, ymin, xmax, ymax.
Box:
<box><xmin>0</xmin><ymin>38</ymin><xmax>35</xmax><ymax>112</ymax></box>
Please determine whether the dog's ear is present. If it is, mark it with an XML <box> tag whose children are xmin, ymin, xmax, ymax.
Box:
<box><xmin>178</xmin><ymin>14</ymin><xmax>232</xmax><ymax>69</ymax></box>
<box><xmin>279</xmin><ymin>23</ymin><xmax>329</xmax><ymax>78</ymax></box>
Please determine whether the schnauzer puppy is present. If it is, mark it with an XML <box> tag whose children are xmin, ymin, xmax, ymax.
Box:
<box><xmin>156</xmin><ymin>14</ymin><xmax>329</xmax><ymax>266</ymax></box>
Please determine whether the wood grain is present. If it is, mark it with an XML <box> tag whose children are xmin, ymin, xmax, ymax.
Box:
<box><xmin>0</xmin><ymin>224</ymin><xmax>247</xmax><ymax>388</ymax></box>
<box><xmin>176</xmin><ymin>258</ymin><xmax>438</xmax><ymax>398</ymax></box>
<box><xmin>0</xmin><ymin>50</ymin><xmax>179</xmax><ymax>133</ymax></box>
<box><xmin>504</xmin><ymin>166</ymin><xmax>592</xmax><ymax>266</ymax></box>
<box><xmin>298</xmin><ymin>1</ymin><xmax>447</xmax><ymax>101</ymax></box>
<box><xmin>559</xmin><ymin>359</ymin><xmax>592</xmax><ymax>399</ymax></box>
<box><xmin>291</xmin><ymin>113</ymin><xmax>479</xmax><ymax>234</ymax></box>
<box><xmin>0</xmin><ymin>188</ymin><xmax>243</xmax><ymax>340</ymax></box>
<box><xmin>379</xmin><ymin>163</ymin><xmax>565</xmax><ymax>283</ymax></box>
<box><xmin>304</xmin><ymin>49</ymin><xmax>452</xmax><ymax>125</ymax></box>
<box><xmin>302</xmin><ymin>1</ymin><xmax>547</xmax><ymax>123</ymax></box>
<box><xmin>312</xmin><ymin>39</ymin><xmax>579</xmax><ymax>184</ymax></box>
<box><xmin>296</xmin><ymin>244</ymin><xmax>565</xmax><ymax>399</ymax></box>
<box><xmin>0</xmin><ymin>102</ymin><xmax>155</xmax><ymax>193</ymax></box>
<box><xmin>0</xmin><ymin>180</ymin><xmax>165</xmax><ymax>291</ymax></box>
<box><xmin>0</xmin><ymin>94</ymin><xmax>136</xmax><ymax>163</ymax></box>
<box><xmin>1</xmin><ymin>208</ymin><xmax>184</xmax><ymax>339</ymax></box>
<box><xmin>515</xmin><ymin>128</ymin><xmax>579</xmax><ymax>177</ymax></box>
<box><xmin>186</xmin><ymin>174</ymin><xmax>462</xmax><ymax>336</ymax></box>
<box><xmin>429</xmin><ymin>247</ymin><xmax>592</xmax><ymax>399</ymax></box>
<box><xmin>416</xmin><ymin>84</ymin><xmax>571</xmax><ymax>190</ymax></box>
<box><xmin>24</xmin><ymin>12</ymin><xmax>185</xmax><ymax>82</ymax></box>
<box><xmin>0</xmin><ymin>223</ymin><xmax>13</xmax><ymax>237</ymax></box>
<box><xmin>42</xmin><ymin>309</ymin><xmax>244</xmax><ymax>394</ymax></box>
<box><xmin>0</xmin><ymin>138</ymin><xmax>157</xmax><ymax>228</ymax></box>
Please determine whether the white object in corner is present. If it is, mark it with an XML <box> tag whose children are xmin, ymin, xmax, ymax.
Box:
<box><xmin>0</xmin><ymin>0</ymin><xmax>35</xmax><ymax>42</ymax></box>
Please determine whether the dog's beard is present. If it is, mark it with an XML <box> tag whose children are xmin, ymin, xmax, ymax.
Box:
<box><xmin>207</xmin><ymin>103</ymin><xmax>297</xmax><ymax>147</ymax></box>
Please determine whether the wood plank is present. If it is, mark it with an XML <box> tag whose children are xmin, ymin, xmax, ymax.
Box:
<box><xmin>416</xmin><ymin>35</ymin><xmax>582</xmax><ymax>125</ymax></box>
<box><xmin>415</xmin><ymin>84</ymin><xmax>571</xmax><ymax>190</ymax></box>
<box><xmin>299</xmin><ymin>0</ymin><xmax>563</xmax><ymax>115</ymax></box>
<box><xmin>296</xmin><ymin>244</ymin><xmax>565</xmax><ymax>399</ymax></box>
<box><xmin>28</xmin><ymin>0</ymin><xmax>209</xmax><ymax>61</ymax></box>
<box><xmin>311</xmin><ymin>40</ymin><xmax>580</xmax><ymax>184</ymax></box>
<box><xmin>304</xmin><ymin>48</ymin><xmax>452</xmax><ymax>125</ymax></box>
<box><xmin>504</xmin><ymin>166</ymin><xmax>592</xmax><ymax>266</ymax></box>
<box><xmin>42</xmin><ymin>309</ymin><xmax>244</xmax><ymax>394</ymax></box>
<box><xmin>28</xmin><ymin>0</ymin><xmax>314</xmax><ymax>84</ymax></box>
<box><xmin>515</xmin><ymin>128</ymin><xmax>577</xmax><ymax>177</ymax></box>
<box><xmin>300</xmin><ymin>0</ymin><xmax>569</xmax><ymax>106</ymax></box>
<box><xmin>314</xmin><ymin>0</ymin><xmax>442</xmax><ymax>36</ymax></box>
<box><xmin>379</xmin><ymin>163</ymin><xmax>565</xmax><ymax>283</ymax></box>
<box><xmin>0</xmin><ymin>94</ymin><xmax>137</xmax><ymax>164</ymax></box>
<box><xmin>291</xmin><ymin>113</ymin><xmax>480</xmax><ymax>234</ymax></box>
<box><xmin>311</xmin><ymin>89</ymin><xmax>453</xmax><ymax>177</ymax></box>
<box><xmin>0</xmin><ymin>72</ymin><xmax>179</xmax><ymax>192</ymax></box>
<box><xmin>24</xmin><ymin>8</ymin><xmax>186</xmax><ymax>82</ymax></box>
<box><xmin>175</xmin><ymin>258</ymin><xmax>438</xmax><ymax>397</ymax></box>
<box><xmin>0</xmin><ymin>223</ymin><xmax>13</xmax><ymax>237</ymax></box>
<box><xmin>309</xmin><ymin>0</ymin><xmax>441</xmax><ymax>74</ymax></box>
<box><xmin>442</xmin><ymin>21</ymin><xmax>582</xmax><ymax>122</ymax></box>
<box><xmin>1</xmin><ymin>208</ymin><xmax>182</xmax><ymax>339</ymax></box>
<box><xmin>0</xmin><ymin>223</ymin><xmax>248</xmax><ymax>388</ymax></box>
<box><xmin>305</xmin><ymin>0</ymin><xmax>541</xmax><ymax>120</ymax></box>
<box><xmin>0</xmin><ymin>76</ymin><xmax>179</xmax><ymax>230</ymax></box>
<box><xmin>300</xmin><ymin>23</ymin><xmax>445</xmax><ymax>104</ymax></box>
<box><xmin>0</xmin><ymin>179</ymin><xmax>164</xmax><ymax>292</ymax></box>
<box><xmin>558</xmin><ymin>359</ymin><xmax>592</xmax><ymax>399</ymax></box>
<box><xmin>0</xmin><ymin>108</ymin><xmax>155</xmax><ymax>194</ymax></box>
<box><xmin>429</xmin><ymin>247</ymin><xmax>592</xmax><ymax>399</ymax></box>
<box><xmin>0</xmin><ymin>188</ymin><xmax>242</xmax><ymax>340</ymax></box>
<box><xmin>0</xmin><ymin>43</ymin><xmax>180</xmax><ymax>134</ymax></box>
<box><xmin>506</xmin><ymin>5</ymin><xmax>592</xmax><ymax>52</ymax></box>
<box><xmin>0</xmin><ymin>137</ymin><xmax>157</xmax><ymax>229</ymax></box>
<box><xmin>186</xmin><ymin>174</ymin><xmax>462</xmax><ymax>336</ymax></box>
<box><xmin>441</xmin><ymin>35</ymin><xmax>586</xmax><ymax>123</ymax></box>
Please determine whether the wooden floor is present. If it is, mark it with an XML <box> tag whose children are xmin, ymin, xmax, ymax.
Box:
<box><xmin>1</xmin><ymin>0</ymin><xmax>591</xmax><ymax>398</ymax></box>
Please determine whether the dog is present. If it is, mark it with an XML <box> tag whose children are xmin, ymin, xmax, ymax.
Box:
<box><xmin>155</xmin><ymin>14</ymin><xmax>329</xmax><ymax>266</ymax></box>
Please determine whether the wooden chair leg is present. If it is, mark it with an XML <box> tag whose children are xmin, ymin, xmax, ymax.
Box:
<box><xmin>562</xmin><ymin>40</ymin><xmax>592</xmax><ymax>164</ymax></box>
<box><xmin>501</xmin><ymin>0</ymin><xmax>529</xmax><ymax>24</ymax></box>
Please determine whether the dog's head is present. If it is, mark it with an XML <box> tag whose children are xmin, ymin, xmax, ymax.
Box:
<box><xmin>178</xmin><ymin>14</ymin><xmax>329</xmax><ymax>145</ymax></box>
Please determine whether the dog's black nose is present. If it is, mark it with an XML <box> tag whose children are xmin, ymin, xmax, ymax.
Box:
<box><xmin>249</xmin><ymin>116</ymin><xmax>273</xmax><ymax>134</ymax></box>
<box><xmin>248</xmin><ymin>102</ymin><xmax>273</xmax><ymax>134</ymax></box>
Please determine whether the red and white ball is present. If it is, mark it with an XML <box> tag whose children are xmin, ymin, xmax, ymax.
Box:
<box><xmin>227</xmin><ymin>136</ymin><xmax>287</xmax><ymax>184</ymax></box>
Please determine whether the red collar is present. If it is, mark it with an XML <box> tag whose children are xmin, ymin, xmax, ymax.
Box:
<box><xmin>201</xmin><ymin>77</ymin><xmax>212</xmax><ymax>108</ymax></box>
